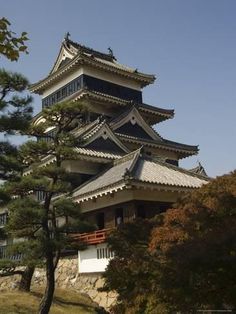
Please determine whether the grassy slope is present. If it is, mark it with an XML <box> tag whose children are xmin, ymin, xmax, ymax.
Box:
<box><xmin>0</xmin><ymin>288</ymin><xmax>99</xmax><ymax>314</ymax></box>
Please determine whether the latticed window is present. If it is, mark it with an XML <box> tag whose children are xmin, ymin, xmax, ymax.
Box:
<box><xmin>97</xmin><ymin>247</ymin><xmax>114</xmax><ymax>259</ymax></box>
<box><xmin>42</xmin><ymin>75</ymin><xmax>83</xmax><ymax>108</ymax></box>
<box><xmin>36</xmin><ymin>191</ymin><xmax>46</xmax><ymax>202</ymax></box>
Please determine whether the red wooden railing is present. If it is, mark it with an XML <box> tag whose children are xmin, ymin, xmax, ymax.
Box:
<box><xmin>70</xmin><ymin>228</ymin><xmax>112</xmax><ymax>245</ymax></box>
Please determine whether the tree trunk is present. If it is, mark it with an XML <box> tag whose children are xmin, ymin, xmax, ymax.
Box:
<box><xmin>19</xmin><ymin>265</ymin><xmax>35</xmax><ymax>292</ymax></box>
<box><xmin>38</xmin><ymin>254</ymin><xmax>55</xmax><ymax>314</ymax></box>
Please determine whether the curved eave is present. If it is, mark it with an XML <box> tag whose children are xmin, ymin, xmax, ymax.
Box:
<box><xmin>29</xmin><ymin>54</ymin><xmax>155</xmax><ymax>94</ymax></box>
<box><xmin>116</xmin><ymin>133</ymin><xmax>199</xmax><ymax>158</ymax></box>
<box><xmin>73</xmin><ymin>178</ymin><xmax>205</xmax><ymax>203</ymax></box>
<box><xmin>32</xmin><ymin>111</ymin><xmax>44</xmax><ymax>125</ymax></box>
<box><xmin>139</xmin><ymin>103</ymin><xmax>175</xmax><ymax>121</ymax></box>
<box><xmin>74</xmin><ymin>90</ymin><xmax>174</xmax><ymax>123</ymax></box>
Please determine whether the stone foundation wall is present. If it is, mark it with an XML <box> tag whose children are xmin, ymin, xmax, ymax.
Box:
<box><xmin>0</xmin><ymin>273</ymin><xmax>21</xmax><ymax>290</ymax></box>
<box><xmin>0</xmin><ymin>256</ymin><xmax>117</xmax><ymax>311</ymax></box>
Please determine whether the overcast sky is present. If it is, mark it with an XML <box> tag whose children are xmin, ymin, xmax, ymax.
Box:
<box><xmin>1</xmin><ymin>0</ymin><xmax>236</xmax><ymax>177</ymax></box>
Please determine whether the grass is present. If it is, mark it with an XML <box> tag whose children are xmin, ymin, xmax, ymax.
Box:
<box><xmin>0</xmin><ymin>288</ymin><xmax>100</xmax><ymax>314</ymax></box>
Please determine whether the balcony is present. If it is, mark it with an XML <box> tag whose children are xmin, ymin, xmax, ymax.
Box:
<box><xmin>70</xmin><ymin>228</ymin><xmax>112</xmax><ymax>245</ymax></box>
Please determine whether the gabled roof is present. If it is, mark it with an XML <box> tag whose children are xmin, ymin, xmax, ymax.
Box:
<box><xmin>189</xmin><ymin>162</ymin><xmax>208</xmax><ymax>177</ymax></box>
<box><xmin>110</xmin><ymin>106</ymin><xmax>163</xmax><ymax>141</ymax></box>
<box><xmin>50</xmin><ymin>38</ymin><xmax>117</xmax><ymax>75</ymax></box>
<box><xmin>72</xmin><ymin>149</ymin><xmax>209</xmax><ymax>202</ymax></box>
<box><xmin>50</xmin><ymin>39</ymin><xmax>77</xmax><ymax>74</ymax></box>
<box><xmin>77</xmin><ymin>119</ymin><xmax>130</xmax><ymax>155</ymax></box>
<box><xmin>30</xmin><ymin>38</ymin><xmax>155</xmax><ymax>93</ymax></box>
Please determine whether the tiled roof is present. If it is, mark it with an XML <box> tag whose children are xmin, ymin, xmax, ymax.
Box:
<box><xmin>135</xmin><ymin>159</ymin><xmax>206</xmax><ymax>187</ymax></box>
<box><xmin>116</xmin><ymin>133</ymin><xmax>198</xmax><ymax>155</ymax></box>
<box><xmin>75</xmin><ymin>119</ymin><xmax>105</xmax><ymax>141</ymax></box>
<box><xmin>74</xmin><ymin>147</ymin><xmax>123</xmax><ymax>160</ymax></box>
<box><xmin>189</xmin><ymin>162</ymin><xmax>208</xmax><ymax>177</ymax></box>
<box><xmin>71</xmin><ymin>119</ymin><xmax>101</xmax><ymax>138</ymax></box>
<box><xmin>77</xmin><ymin>89</ymin><xmax>174</xmax><ymax>119</ymax></box>
<box><xmin>110</xmin><ymin>106</ymin><xmax>162</xmax><ymax>141</ymax></box>
<box><xmin>70</xmin><ymin>111</ymin><xmax>197</xmax><ymax>157</ymax></box>
<box><xmin>30</xmin><ymin>39</ymin><xmax>155</xmax><ymax>93</ymax></box>
<box><xmin>66</xmin><ymin>39</ymin><xmax>116</xmax><ymax>62</ymax></box>
<box><xmin>73</xmin><ymin>150</ymin><xmax>140</xmax><ymax>198</ymax></box>
<box><xmin>65</xmin><ymin>39</ymin><xmax>155</xmax><ymax>80</ymax></box>
<box><xmin>139</xmin><ymin>103</ymin><xmax>174</xmax><ymax>118</ymax></box>
<box><xmin>73</xmin><ymin>149</ymin><xmax>208</xmax><ymax>201</ymax></box>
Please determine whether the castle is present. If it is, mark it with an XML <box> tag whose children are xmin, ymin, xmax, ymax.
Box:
<box><xmin>0</xmin><ymin>36</ymin><xmax>208</xmax><ymax>272</ymax></box>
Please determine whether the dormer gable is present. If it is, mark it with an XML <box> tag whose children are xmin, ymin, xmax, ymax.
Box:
<box><xmin>50</xmin><ymin>40</ymin><xmax>77</xmax><ymax>74</ymax></box>
<box><xmin>78</xmin><ymin>122</ymin><xmax>130</xmax><ymax>155</ymax></box>
<box><xmin>110</xmin><ymin>106</ymin><xmax>162</xmax><ymax>141</ymax></box>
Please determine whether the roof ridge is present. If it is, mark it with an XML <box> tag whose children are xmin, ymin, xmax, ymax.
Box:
<box><xmin>150</xmin><ymin>125</ymin><xmax>164</xmax><ymax>140</ymax></box>
<box><xmin>81</xmin><ymin>119</ymin><xmax>105</xmax><ymax>141</ymax></box>
<box><xmin>72</xmin><ymin>161</ymin><xmax>115</xmax><ymax>197</ymax></box>
<box><xmin>113</xmin><ymin>147</ymin><xmax>142</xmax><ymax>166</ymax></box>
<box><xmin>72</xmin><ymin>119</ymin><xmax>100</xmax><ymax>138</ymax></box>
<box><xmin>65</xmin><ymin>38</ymin><xmax>116</xmax><ymax>62</ymax></box>
<box><xmin>72</xmin><ymin>148</ymin><xmax>142</xmax><ymax>200</ymax></box>
<box><xmin>109</xmin><ymin>103</ymin><xmax>135</xmax><ymax>125</ymax></box>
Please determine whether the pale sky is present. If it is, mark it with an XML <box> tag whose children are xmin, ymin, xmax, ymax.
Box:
<box><xmin>1</xmin><ymin>0</ymin><xmax>236</xmax><ymax>177</ymax></box>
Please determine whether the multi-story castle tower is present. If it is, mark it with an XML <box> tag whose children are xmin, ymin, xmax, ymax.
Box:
<box><xmin>28</xmin><ymin>36</ymin><xmax>208</xmax><ymax>272</ymax></box>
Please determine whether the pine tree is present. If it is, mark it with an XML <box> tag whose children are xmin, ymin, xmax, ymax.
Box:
<box><xmin>0</xmin><ymin>68</ymin><xmax>33</xmax><ymax>181</ymax></box>
<box><xmin>0</xmin><ymin>67</ymin><xmax>34</xmax><ymax>290</ymax></box>
<box><xmin>5</xmin><ymin>100</ymin><xmax>94</xmax><ymax>314</ymax></box>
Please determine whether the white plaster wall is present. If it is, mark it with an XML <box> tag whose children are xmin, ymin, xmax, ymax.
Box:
<box><xmin>42</xmin><ymin>65</ymin><xmax>141</xmax><ymax>98</ymax></box>
<box><xmin>62</xmin><ymin>160</ymin><xmax>101</xmax><ymax>175</ymax></box>
<box><xmin>78</xmin><ymin>243</ymin><xmax>112</xmax><ymax>273</ymax></box>
<box><xmin>84</xmin><ymin>66</ymin><xmax>141</xmax><ymax>90</ymax></box>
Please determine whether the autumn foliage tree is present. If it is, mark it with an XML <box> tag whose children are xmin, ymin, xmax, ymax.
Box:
<box><xmin>0</xmin><ymin>17</ymin><xmax>28</xmax><ymax>61</ymax></box>
<box><xmin>150</xmin><ymin>170</ymin><xmax>236</xmax><ymax>313</ymax></box>
<box><xmin>102</xmin><ymin>219</ymin><xmax>162</xmax><ymax>314</ymax></box>
<box><xmin>103</xmin><ymin>171</ymin><xmax>236</xmax><ymax>313</ymax></box>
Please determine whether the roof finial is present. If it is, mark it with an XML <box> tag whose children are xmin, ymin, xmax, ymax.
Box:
<box><xmin>108</xmin><ymin>47</ymin><xmax>114</xmax><ymax>57</ymax></box>
<box><xmin>64</xmin><ymin>32</ymin><xmax>71</xmax><ymax>41</ymax></box>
